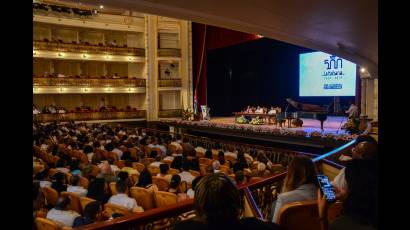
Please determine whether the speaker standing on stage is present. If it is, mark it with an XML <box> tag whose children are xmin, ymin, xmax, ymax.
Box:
<box><xmin>345</xmin><ymin>101</ymin><xmax>359</xmax><ymax>119</ymax></box>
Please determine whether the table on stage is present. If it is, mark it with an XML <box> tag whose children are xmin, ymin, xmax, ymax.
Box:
<box><xmin>233</xmin><ymin>112</ymin><xmax>277</xmax><ymax>124</ymax></box>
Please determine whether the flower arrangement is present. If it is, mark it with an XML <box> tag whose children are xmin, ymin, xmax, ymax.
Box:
<box><xmin>342</xmin><ymin>118</ymin><xmax>360</xmax><ymax>134</ymax></box>
<box><xmin>181</xmin><ymin>108</ymin><xmax>194</xmax><ymax>121</ymax></box>
<box><xmin>236</xmin><ymin>115</ymin><xmax>249</xmax><ymax>124</ymax></box>
<box><xmin>249</xmin><ymin>116</ymin><xmax>263</xmax><ymax>125</ymax></box>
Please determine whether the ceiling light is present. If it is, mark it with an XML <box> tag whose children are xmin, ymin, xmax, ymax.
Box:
<box><xmin>58</xmin><ymin>52</ymin><xmax>64</xmax><ymax>57</ymax></box>
<box><xmin>33</xmin><ymin>50</ymin><xmax>36</xmax><ymax>55</ymax></box>
<box><xmin>360</xmin><ymin>68</ymin><xmax>366</xmax><ymax>73</ymax></box>
<box><xmin>82</xmin><ymin>54</ymin><xmax>88</xmax><ymax>58</ymax></box>
<box><xmin>99</xmin><ymin>5</ymin><xmax>104</xmax><ymax>9</ymax></box>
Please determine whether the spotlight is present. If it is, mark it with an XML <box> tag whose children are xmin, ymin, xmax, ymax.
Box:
<box><xmin>99</xmin><ymin>5</ymin><xmax>104</xmax><ymax>9</ymax></box>
<box><xmin>360</xmin><ymin>68</ymin><xmax>366</xmax><ymax>73</ymax></box>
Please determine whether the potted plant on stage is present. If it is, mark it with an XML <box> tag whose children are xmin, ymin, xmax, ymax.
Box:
<box><xmin>236</xmin><ymin>115</ymin><xmax>249</xmax><ymax>124</ymax></box>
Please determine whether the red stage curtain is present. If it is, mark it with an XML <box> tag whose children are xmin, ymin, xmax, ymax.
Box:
<box><xmin>192</xmin><ymin>23</ymin><xmax>261</xmax><ymax>111</ymax></box>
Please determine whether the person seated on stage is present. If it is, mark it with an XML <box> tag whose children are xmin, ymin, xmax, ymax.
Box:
<box><xmin>244</xmin><ymin>105</ymin><xmax>252</xmax><ymax>113</ymax></box>
<box><xmin>48</xmin><ymin>104</ymin><xmax>57</xmax><ymax>114</ymax></box>
<box><xmin>33</xmin><ymin>104</ymin><xmax>41</xmax><ymax>115</ymax></box>
<box><xmin>268</xmin><ymin>106</ymin><xmax>277</xmax><ymax>115</ymax></box>
<box><xmin>255</xmin><ymin>106</ymin><xmax>264</xmax><ymax>114</ymax></box>
<box><xmin>345</xmin><ymin>101</ymin><xmax>359</xmax><ymax>119</ymax></box>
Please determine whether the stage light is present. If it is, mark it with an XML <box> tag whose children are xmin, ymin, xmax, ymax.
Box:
<box><xmin>82</xmin><ymin>54</ymin><xmax>88</xmax><ymax>58</ymax></box>
<box><xmin>83</xmin><ymin>88</ymin><xmax>89</xmax><ymax>92</ymax></box>
<box><xmin>59</xmin><ymin>87</ymin><xmax>64</xmax><ymax>92</ymax></box>
<box><xmin>128</xmin><ymin>57</ymin><xmax>132</xmax><ymax>61</ymax></box>
<box><xmin>360</xmin><ymin>68</ymin><xmax>366</xmax><ymax>73</ymax></box>
<box><xmin>128</xmin><ymin>88</ymin><xmax>132</xmax><ymax>92</ymax></box>
<box><xmin>33</xmin><ymin>50</ymin><xmax>36</xmax><ymax>55</ymax></box>
<box><xmin>105</xmin><ymin>55</ymin><xmax>111</xmax><ymax>59</ymax></box>
<box><xmin>99</xmin><ymin>5</ymin><xmax>104</xmax><ymax>9</ymax></box>
<box><xmin>106</xmin><ymin>87</ymin><xmax>112</xmax><ymax>92</ymax></box>
<box><xmin>33</xmin><ymin>87</ymin><xmax>38</xmax><ymax>92</ymax></box>
<box><xmin>58</xmin><ymin>52</ymin><xmax>64</xmax><ymax>57</ymax></box>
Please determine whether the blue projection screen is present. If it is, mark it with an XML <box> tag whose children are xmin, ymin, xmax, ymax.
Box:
<box><xmin>299</xmin><ymin>51</ymin><xmax>356</xmax><ymax>97</ymax></box>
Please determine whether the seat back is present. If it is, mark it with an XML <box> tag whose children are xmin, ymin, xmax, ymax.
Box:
<box><xmin>199</xmin><ymin>158</ymin><xmax>211</xmax><ymax>165</ymax></box>
<box><xmin>60</xmin><ymin>191</ymin><xmax>82</xmax><ymax>215</ymax></box>
<box><xmin>162</xmin><ymin>159</ymin><xmax>172</xmax><ymax>165</ymax></box>
<box><xmin>130</xmin><ymin>186</ymin><xmax>156</xmax><ymax>210</ymax></box>
<box><xmin>34</xmin><ymin>217</ymin><xmax>59</xmax><ymax>230</ymax></box>
<box><xmin>167</xmin><ymin>168</ymin><xmax>180</xmax><ymax>176</ymax></box>
<box><xmin>109</xmin><ymin>182</ymin><xmax>117</xmax><ymax>195</ymax></box>
<box><xmin>219</xmin><ymin>165</ymin><xmax>231</xmax><ymax>175</ymax></box>
<box><xmin>199</xmin><ymin>163</ymin><xmax>208</xmax><ymax>176</ymax></box>
<box><xmin>189</xmin><ymin>170</ymin><xmax>200</xmax><ymax>177</ymax></box>
<box><xmin>132</xmin><ymin>162</ymin><xmax>145</xmax><ymax>173</ymax></box>
<box><xmin>277</xmin><ymin>200</ymin><xmax>321</xmax><ymax>230</ymax></box>
<box><xmin>79</xmin><ymin>176</ymin><xmax>89</xmax><ymax>189</ymax></box>
<box><xmin>104</xmin><ymin>203</ymin><xmax>132</xmax><ymax>216</ymax></box>
<box><xmin>90</xmin><ymin>164</ymin><xmax>100</xmax><ymax>177</ymax></box>
<box><xmin>152</xmin><ymin>176</ymin><xmax>170</xmax><ymax>191</ymax></box>
<box><xmin>116</xmin><ymin>160</ymin><xmax>125</xmax><ymax>169</ymax></box>
<box><xmin>42</xmin><ymin>187</ymin><xmax>59</xmax><ymax>207</ymax></box>
<box><xmin>178</xmin><ymin>181</ymin><xmax>188</xmax><ymax>193</ymax></box>
<box><xmin>79</xmin><ymin>196</ymin><xmax>96</xmax><ymax>212</ymax></box>
<box><xmin>154</xmin><ymin>191</ymin><xmax>177</xmax><ymax>208</ymax></box>
<box><xmin>148</xmin><ymin>165</ymin><xmax>160</xmax><ymax>175</ymax></box>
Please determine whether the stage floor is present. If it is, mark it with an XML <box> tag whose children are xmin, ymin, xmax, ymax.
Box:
<box><xmin>209</xmin><ymin>116</ymin><xmax>349</xmax><ymax>135</ymax></box>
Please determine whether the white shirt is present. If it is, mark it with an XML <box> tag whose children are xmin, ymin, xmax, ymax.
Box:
<box><xmin>108</xmin><ymin>193</ymin><xmax>138</xmax><ymax>211</ymax></box>
<box><xmin>163</xmin><ymin>156</ymin><xmax>174</xmax><ymax>162</ymax></box>
<box><xmin>87</xmin><ymin>152</ymin><xmax>94</xmax><ymax>163</ymax></box>
<box><xmin>67</xmin><ymin>185</ymin><xmax>87</xmax><ymax>197</ymax></box>
<box><xmin>39</xmin><ymin>180</ymin><xmax>52</xmax><ymax>188</ymax></box>
<box><xmin>56</xmin><ymin>167</ymin><xmax>70</xmax><ymax>174</ymax></box>
<box><xmin>112</xmin><ymin>148</ymin><xmax>123</xmax><ymax>159</ymax></box>
<box><xmin>46</xmin><ymin>209</ymin><xmax>80</xmax><ymax>227</ymax></box>
<box><xmin>195</xmin><ymin>147</ymin><xmax>206</xmax><ymax>154</ymax></box>
<box><xmin>170</xmin><ymin>142</ymin><xmax>183</xmax><ymax>150</ymax></box>
<box><xmin>346</xmin><ymin>104</ymin><xmax>359</xmax><ymax>118</ymax></box>
<box><xmin>178</xmin><ymin>171</ymin><xmax>195</xmax><ymax>183</ymax></box>
<box><xmin>332</xmin><ymin>167</ymin><xmax>348</xmax><ymax>192</ymax></box>
<box><xmin>150</xmin><ymin>161</ymin><xmax>162</xmax><ymax>167</ymax></box>
<box><xmin>187</xmin><ymin>189</ymin><xmax>195</xmax><ymax>198</ymax></box>
<box><xmin>33</xmin><ymin>109</ymin><xmax>40</xmax><ymax>114</ymax></box>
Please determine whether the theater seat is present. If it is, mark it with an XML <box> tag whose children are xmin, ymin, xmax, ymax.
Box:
<box><xmin>79</xmin><ymin>196</ymin><xmax>96</xmax><ymax>212</ymax></box>
<box><xmin>132</xmin><ymin>162</ymin><xmax>145</xmax><ymax>173</ymax></box>
<box><xmin>154</xmin><ymin>191</ymin><xmax>177</xmax><ymax>208</ymax></box>
<box><xmin>60</xmin><ymin>191</ymin><xmax>82</xmax><ymax>215</ymax></box>
<box><xmin>152</xmin><ymin>176</ymin><xmax>170</xmax><ymax>191</ymax></box>
<box><xmin>104</xmin><ymin>203</ymin><xmax>132</xmax><ymax>216</ymax></box>
<box><xmin>42</xmin><ymin>187</ymin><xmax>59</xmax><ymax>207</ymax></box>
<box><xmin>148</xmin><ymin>165</ymin><xmax>160</xmax><ymax>175</ymax></box>
<box><xmin>276</xmin><ymin>200</ymin><xmax>320</xmax><ymax>230</ymax></box>
<box><xmin>167</xmin><ymin>168</ymin><xmax>179</xmax><ymax>175</ymax></box>
<box><xmin>109</xmin><ymin>182</ymin><xmax>117</xmax><ymax>195</ymax></box>
<box><xmin>130</xmin><ymin>186</ymin><xmax>155</xmax><ymax>210</ymax></box>
<box><xmin>34</xmin><ymin>217</ymin><xmax>59</xmax><ymax>230</ymax></box>
<box><xmin>189</xmin><ymin>170</ymin><xmax>200</xmax><ymax>177</ymax></box>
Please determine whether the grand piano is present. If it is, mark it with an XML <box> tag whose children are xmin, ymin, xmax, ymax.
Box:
<box><xmin>278</xmin><ymin>98</ymin><xmax>328</xmax><ymax>130</ymax></box>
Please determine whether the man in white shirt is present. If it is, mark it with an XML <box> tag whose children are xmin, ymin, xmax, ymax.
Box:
<box><xmin>345</xmin><ymin>101</ymin><xmax>359</xmax><ymax>119</ymax></box>
<box><xmin>33</xmin><ymin>105</ymin><xmax>41</xmax><ymax>114</ymax></box>
<box><xmin>46</xmin><ymin>197</ymin><xmax>81</xmax><ymax>227</ymax></box>
<box><xmin>178</xmin><ymin>162</ymin><xmax>195</xmax><ymax>183</ymax></box>
<box><xmin>107</xmin><ymin>181</ymin><xmax>143</xmax><ymax>213</ymax></box>
<box><xmin>66</xmin><ymin>175</ymin><xmax>87</xmax><ymax>197</ymax></box>
<box><xmin>212</xmin><ymin>160</ymin><xmax>221</xmax><ymax>173</ymax></box>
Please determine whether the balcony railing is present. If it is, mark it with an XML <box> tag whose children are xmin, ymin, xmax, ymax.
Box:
<box><xmin>158</xmin><ymin>109</ymin><xmax>182</xmax><ymax>118</ymax></box>
<box><xmin>33</xmin><ymin>41</ymin><xmax>145</xmax><ymax>56</ymax></box>
<box><xmin>158</xmin><ymin>48</ymin><xmax>181</xmax><ymax>57</ymax></box>
<box><xmin>158</xmin><ymin>79</ymin><xmax>182</xmax><ymax>87</ymax></box>
<box><xmin>33</xmin><ymin>77</ymin><xmax>146</xmax><ymax>88</ymax></box>
<box><xmin>33</xmin><ymin>111</ymin><xmax>146</xmax><ymax>123</ymax></box>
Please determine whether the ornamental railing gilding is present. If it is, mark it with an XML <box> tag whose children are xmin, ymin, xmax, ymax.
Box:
<box><xmin>33</xmin><ymin>41</ymin><xmax>145</xmax><ymax>56</ymax></box>
<box><xmin>33</xmin><ymin>111</ymin><xmax>146</xmax><ymax>123</ymax></box>
<box><xmin>158</xmin><ymin>49</ymin><xmax>181</xmax><ymax>57</ymax></box>
<box><xmin>158</xmin><ymin>79</ymin><xmax>182</xmax><ymax>87</ymax></box>
<box><xmin>33</xmin><ymin>77</ymin><xmax>146</xmax><ymax>88</ymax></box>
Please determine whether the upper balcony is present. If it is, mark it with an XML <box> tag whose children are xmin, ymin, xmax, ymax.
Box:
<box><xmin>157</xmin><ymin>48</ymin><xmax>181</xmax><ymax>59</ymax></box>
<box><xmin>157</xmin><ymin>79</ymin><xmax>182</xmax><ymax>88</ymax></box>
<box><xmin>34</xmin><ymin>40</ymin><xmax>145</xmax><ymax>57</ymax></box>
<box><xmin>33</xmin><ymin>76</ymin><xmax>146</xmax><ymax>88</ymax></box>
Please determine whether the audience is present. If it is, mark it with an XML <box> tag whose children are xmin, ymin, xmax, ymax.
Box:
<box><xmin>107</xmin><ymin>181</ymin><xmax>143</xmax><ymax>213</ymax></box>
<box><xmin>67</xmin><ymin>175</ymin><xmax>87</xmax><ymax>197</ymax></box>
<box><xmin>179</xmin><ymin>162</ymin><xmax>195</xmax><ymax>183</ymax></box>
<box><xmin>72</xmin><ymin>201</ymin><xmax>102</xmax><ymax>227</ymax></box>
<box><xmin>136</xmin><ymin>169</ymin><xmax>158</xmax><ymax>193</ymax></box>
<box><xmin>46</xmin><ymin>197</ymin><xmax>81</xmax><ymax>227</ymax></box>
<box><xmin>51</xmin><ymin>172</ymin><xmax>67</xmax><ymax>194</ymax></box>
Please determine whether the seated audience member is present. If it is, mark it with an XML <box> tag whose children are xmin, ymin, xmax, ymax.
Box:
<box><xmin>107</xmin><ymin>181</ymin><xmax>143</xmax><ymax>213</ymax></box>
<box><xmin>46</xmin><ymin>197</ymin><xmax>81</xmax><ymax>227</ymax></box>
<box><xmin>34</xmin><ymin>168</ymin><xmax>52</xmax><ymax>188</ymax></box>
<box><xmin>100</xmin><ymin>161</ymin><xmax>117</xmax><ymax>184</ymax></box>
<box><xmin>33</xmin><ymin>182</ymin><xmax>46</xmax><ymax>218</ymax></box>
<box><xmin>187</xmin><ymin>176</ymin><xmax>203</xmax><ymax>198</ymax></box>
<box><xmin>174</xmin><ymin>174</ymin><xmax>279</xmax><ymax>230</ymax></box>
<box><xmin>190</xmin><ymin>157</ymin><xmax>200</xmax><ymax>171</ymax></box>
<box><xmin>67</xmin><ymin>175</ymin><xmax>88</xmax><ymax>197</ymax></box>
<box><xmin>72</xmin><ymin>201</ymin><xmax>102</xmax><ymax>227</ymax></box>
<box><xmin>136</xmin><ymin>169</ymin><xmax>158</xmax><ymax>193</ymax></box>
<box><xmin>218</xmin><ymin>151</ymin><xmax>226</xmax><ymax>165</ymax></box>
<box><xmin>271</xmin><ymin>155</ymin><xmax>318</xmax><ymax>223</ymax></box>
<box><xmin>51</xmin><ymin>172</ymin><xmax>67</xmax><ymax>194</ymax></box>
<box><xmin>212</xmin><ymin>160</ymin><xmax>221</xmax><ymax>173</ymax></box>
<box><xmin>255</xmin><ymin>106</ymin><xmax>264</xmax><ymax>114</ymax></box>
<box><xmin>33</xmin><ymin>105</ymin><xmax>41</xmax><ymax>114</ymax></box>
<box><xmin>204</xmin><ymin>150</ymin><xmax>213</xmax><ymax>160</ymax></box>
<box><xmin>150</xmin><ymin>155</ymin><xmax>162</xmax><ymax>167</ymax></box>
<box><xmin>157</xmin><ymin>164</ymin><xmax>172</xmax><ymax>182</ymax></box>
<box><xmin>318</xmin><ymin>159</ymin><xmax>377</xmax><ymax>230</ymax></box>
<box><xmin>233</xmin><ymin>152</ymin><xmax>250</xmax><ymax>173</ymax></box>
<box><xmin>181</xmin><ymin>137</ymin><xmax>195</xmax><ymax>156</ymax></box>
<box><xmin>70</xmin><ymin>158</ymin><xmax>82</xmax><ymax>176</ymax></box>
<box><xmin>170</xmin><ymin>138</ymin><xmax>183</xmax><ymax>152</ymax></box>
<box><xmin>117</xmin><ymin>171</ymin><xmax>133</xmax><ymax>189</ymax></box>
<box><xmin>83</xmin><ymin>145</ymin><xmax>94</xmax><ymax>163</ymax></box>
<box><xmin>332</xmin><ymin>141</ymin><xmax>377</xmax><ymax>194</ymax></box>
<box><xmin>121</xmin><ymin>159</ymin><xmax>139</xmax><ymax>176</ymax></box>
<box><xmin>171</xmin><ymin>156</ymin><xmax>183</xmax><ymax>170</ymax></box>
<box><xmin>178</xmin><ymin>162</ymin><xmax>195</xmax><ymax>183</ymax></box>
<box><xmin>268</xmin><ymin>107</ymin><xmax>277</xmax><ymax>115</ymax></box>
<box><xmin>56</xmin><ymin>159</ymin><xmax>70</xmax><ymax>174</ymax></box>
<box><xmin>168</xmin><ymin>174</ymin><xmax>182</xmax><ymax>194</ymax></box>
<box><xmin>235</xmin><ymin>170</ymin><xmax>246</xmax><ymax>185</ymax></box>
<box><xmin>87</xmin><ymin>175</ymin><xmax>109</xmax><ymax>204</ymax></box>
<box><xmin>112</xmin><ymin>142</ymin><xmax>123</xmax><ymax>159</ymax></box>
<box><xmin>163</xmin><ymin>151</ymin><xmax>174</xmax><ymax>162</ymax></box>
<box><xmin>252</xmin><ymin>163</ymin><xmax>271</xmax><ymax>178</ymax></box>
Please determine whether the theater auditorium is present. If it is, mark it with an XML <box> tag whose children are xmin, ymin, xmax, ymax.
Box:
<box><xmin>33</xmin><ymin>0</ymin><xmax>378</xmax><ymax>229</ymax></box>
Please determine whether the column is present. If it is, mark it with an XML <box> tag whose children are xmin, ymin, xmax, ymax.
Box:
<box><xmin>145</xmin><ymin>15</ymin><xmax>158</xmax><ymax>121</ymax></box>
<box><xmin>180</xmin><ymin>21</ymin><xmax>193</xmax><ymax>110</ymax></box>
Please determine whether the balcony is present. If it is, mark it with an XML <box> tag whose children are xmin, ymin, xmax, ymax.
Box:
<box><xmin>33</xmin><ymin>41</ymin><xmax>145</xmax><ymax>57</ymax></box>
<box><xmin>158</xmin><ymin>109</ymin><xmax>182</xmax><ymax>118</ymax></box>
<box><xmin>33</xmin><ymin>111</ymin><xmax>146</xmax><ymax>123</ymax></box>
<box><xmin>158</xmin><ymin>48</ymin><xmax>181</xmax><ymax>57</ymax></box>
<box><xmin>158</xmin><ymin>79</ymin><xmax>181</xmax><ymax>88</ymax></box>
<box><xmin>33</xmin><ymin>77</ymin><xmax>146</xmax><ymax>88</ymax></box>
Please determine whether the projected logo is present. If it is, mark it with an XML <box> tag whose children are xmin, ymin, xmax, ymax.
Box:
<box><xmin>322</xmin><ymin>55</ymin><xmax>344</xmax><ymax>80</ymax></box>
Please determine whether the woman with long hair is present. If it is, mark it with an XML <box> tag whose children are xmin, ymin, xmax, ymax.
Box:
<box><xmin>271</xmin><ymin>155</ymin><xmax>318</xmax><ymax>223</ymax></box>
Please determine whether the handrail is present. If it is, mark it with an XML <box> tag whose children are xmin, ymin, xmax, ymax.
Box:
<box><xmin>243</xmin><ymin>187</ymin><xmax>264</xmax><ymax>220</ymax></box>
<box><xmin>311</xmin><ymin>139</ymin><xmax>356</xmax><ymax>162</ymax></box>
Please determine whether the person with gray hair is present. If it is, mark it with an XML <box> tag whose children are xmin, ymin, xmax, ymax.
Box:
<box><xmin>212</xmin><ymin>160</ymin><xmax>221</xmax><ymax>173</ymax></box>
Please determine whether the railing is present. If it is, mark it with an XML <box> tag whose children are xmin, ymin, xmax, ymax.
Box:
<box><xmin>33</xmin><ymin>111</ymin><xmax>146</xmax><ymax>123</ymax></box>
<box><xmin>33</xmin><ymin>77</ymin><xmax>146</xmax><ymax>88</ymax></box>
<box><xmin>158</xmin><ymin>48</ymin><xmax>181</xmax><ymax>57</ymax></box>
<box><xmin>57</xmin><ymin>127</ymin><xmax>355</xmax><ymax>229</ymax></box>
<box><xmin>158</xmin><ymin>109</ymin><xmax>182</xmax><ymax>118</ymax></box>
<box><xmin>33</xmin><ymin>41</ymin><xmax>145</xmax><ymax>56</ymax></box>
<box><xmin>158</xmin><ymin>79</ymin><xmax>182</xmax><ymax>87</ymax></box>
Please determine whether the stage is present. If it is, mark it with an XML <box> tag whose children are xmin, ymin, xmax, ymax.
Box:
<box><xmin>210</xmin><ymin>115</ymin><xmax>349</xmax><ymax>135</ymax></box>
<box><xmin>158</xmin><ymin>116</ymin><xmax>354</xmax><ymax>153</ymax></box>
